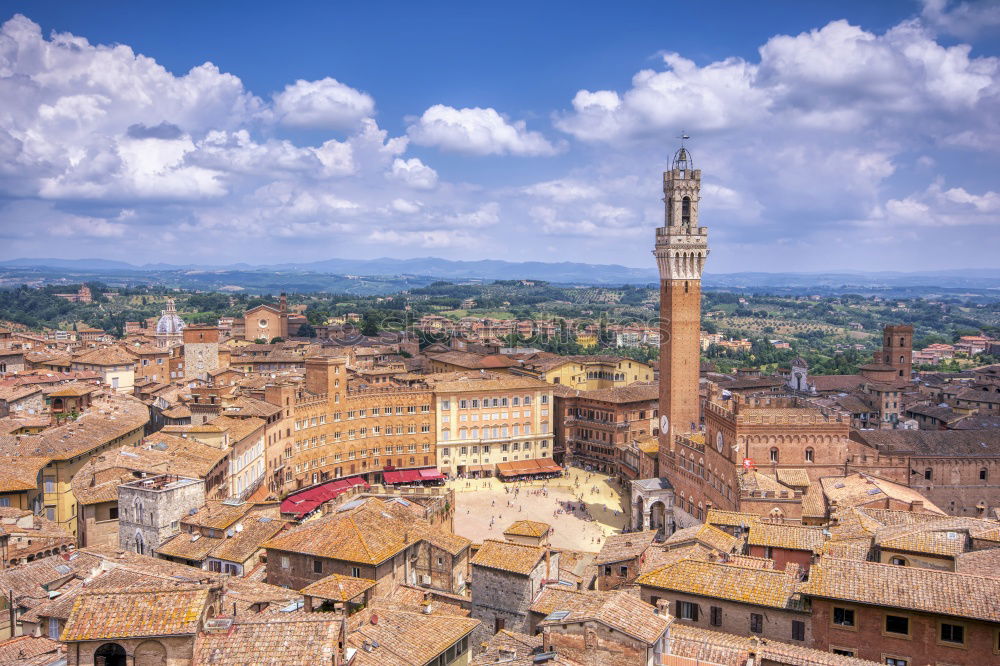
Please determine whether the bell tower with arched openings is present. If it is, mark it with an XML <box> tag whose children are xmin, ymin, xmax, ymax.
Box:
<box><xmin>653</xmin><ymin>141</ymin><xmax>709</xmax><ymax>457</ymax></box>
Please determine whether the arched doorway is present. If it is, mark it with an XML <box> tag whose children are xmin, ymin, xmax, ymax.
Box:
<box><xmin>95</xmin><ymin>642</ymin><xmax>127</xmax><ymax>666</ymax></box>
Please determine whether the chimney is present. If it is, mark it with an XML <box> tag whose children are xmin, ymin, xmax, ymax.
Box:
<box><xmin>655</xmin><ymin>598</ymin><xmax>670</xmax><ymax>616</ymax></box>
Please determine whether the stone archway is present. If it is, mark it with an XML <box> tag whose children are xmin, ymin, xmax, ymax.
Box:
<box><xmin>649</xmin><ymin>501</ymin><xmax>667</xmax><ymax>533</ymax></box>
<box><xmin>135</xmin><ymin>639</ymin><xmax>167</xmax><ymax>666</ymax></box>
<box><xmin>95</xmin><ymin>642</ymin><xmax>127</xmax><ymax>666</ymax></box>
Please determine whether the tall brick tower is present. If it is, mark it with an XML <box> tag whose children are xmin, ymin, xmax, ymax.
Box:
<box><xmin>654</xmin><ymin>144</ymin><xmax>709</xmax><ymax>456</ymax></box>
<box><xmin>882</xmin><ymin>324</ymin><xmax>913</xmax><ymax>380</ymax></box>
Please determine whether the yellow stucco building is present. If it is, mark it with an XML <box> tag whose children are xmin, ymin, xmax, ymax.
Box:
<box><xmin>0</xmin><ymin>394</ymin><xmax>148</xmax><ymax>537</ymax></box>
<box><xmin>512</xmin><ymin>355</ymin><xmax>654</xmax><ymax>390</ymax></box>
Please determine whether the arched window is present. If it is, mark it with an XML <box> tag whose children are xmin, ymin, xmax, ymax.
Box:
<box><xmin>899</xmin><ymin>355</ymin><xmax>904</xmax><ymax>364</ymax></box>
<box><xmin>924</xmin><ymin>468</ymin><xmax>932</xmax><ymax>480</ymax></box>
<box><xmin>681</xmin><ymin>196</ymin><xmax>691</xmax><ymax>225</ymax></box>
<box><xmin>805</xmin><ymin>447</ymin><xmax>814</xmax><ymax>463</ymax></box>
<box><xmin>769</xmin><ymin>448</ymin><xmax>779</xmax><ymax>463</ymax></box>
<box><xmin>981</xmin><ymin>467</ymin><xmax>989</xmax><ymax>481</ymax></box>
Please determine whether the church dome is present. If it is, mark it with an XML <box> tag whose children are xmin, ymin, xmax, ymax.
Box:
<box><xmin>156</xmin><ymin>314</ymin><xmax>184</xmax><ymax>334</ymax></box>
<box><xmin>156</xmin><ymin>299</ymin><xmax>185</xmax><ymax>335</ymax></box>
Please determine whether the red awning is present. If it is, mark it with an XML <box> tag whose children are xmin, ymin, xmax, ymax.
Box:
<box><xmin>496</xmin><ymin>458</ymin><xmax>562</xmax><ymax>477</ymax></box>
<box><xmin>419</xmin><ymin>468</ymin><xmax>445</xmax><ymax>480</ymax></box>
<box><xmin>280</xmin><ymin>476</ymin><xmax>370</xmax><ymax>517</ymax></box>
<box><xmin>384</xmin><ymin>468</ymin><xmax>441</xmax><ymax>483</ymax></box>
<box><xmin>537</xmin><ymin>458</ymin><xmax>563</xmax><ymax>473</ymax></box>
<box><xmin>400</xmin><ymin>469</ymin><xmax>422</xmax><ymax>482</ymax></box>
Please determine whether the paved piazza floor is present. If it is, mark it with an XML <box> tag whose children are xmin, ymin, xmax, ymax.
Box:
<box><xmin>447</xmin><ymin>467</ymin><xmax>627</xmax><ymax>552</ymax></box>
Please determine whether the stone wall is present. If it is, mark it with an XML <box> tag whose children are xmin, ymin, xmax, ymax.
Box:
<box><xmin>543</xmin><ymin>621</ymin><xmax>658</xmax><ymax>666</ymax></box>
<box><xmin>471</xmin><ymin>553</ymin><xmax>555</xmax><ymax>635</ymax></box>
<box><xmin>638</xmin><ymin>587</ymin><xmax>810</xmax><ymax>647</ymax></box>
<box><xmin>117</xmin><ymin>478</ymin><xmax>205</xmax><ymax>554</ymax></box>
<box><xmin>909</xmin><ymin>456</ymin><xmax>1000</xmax><ymax>517</ymax></box>
<box><xmin>78</xmin><ymin>501</ymin><xmax>119</xmax><ymax>549</ymax></box>
<box><xmin>809</xmin><ymin>598</ymin><xmax>996</xmax><ymax>665</ymax></box>
<box><xmin>67</xmin><ymin>635</ymin><xmax>195</xmax><ymax>666</ymax></box>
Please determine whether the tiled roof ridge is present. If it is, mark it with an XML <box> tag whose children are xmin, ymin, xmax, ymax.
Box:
<box><xmin>348</xmin><ymin>514</ymin><xmax>378</xmax><ymax>564</ymax></box>
<box><xmin>818</xmin><ymin>556</ymin><xmax>1000</xmax><ymax>583</ymax></box>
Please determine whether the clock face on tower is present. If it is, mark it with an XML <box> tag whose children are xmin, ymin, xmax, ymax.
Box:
<box><xmin>660</xmin><ymin>415</ymin><xmax>669</xmax><ymax>434</ymax></box>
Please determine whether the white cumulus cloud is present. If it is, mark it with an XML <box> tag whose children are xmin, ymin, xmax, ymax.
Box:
<box><xmin>408</xmin><ymin>105</ymin><xmax>561</xmax><ymax>156</ymax></box>
<box><xmin>273</xmin><ymin>77</ymin><xmax>375</xmax><ymax>129</ymax></box>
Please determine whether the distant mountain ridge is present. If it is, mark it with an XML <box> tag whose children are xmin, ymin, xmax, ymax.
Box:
<box><xmin>1</xmin><ymin>256</ymin><xmax>999</xmax><ymax>288</ymax></box>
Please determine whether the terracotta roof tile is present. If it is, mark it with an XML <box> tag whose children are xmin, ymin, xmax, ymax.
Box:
<box><xmin>182</xmin><ymin>501</ymin><xmax>254</xmax><ymax>531</ymax></box>
<box><xmin>534</xmin><ymin>589</ymin><xmax>667</xmax><ymax>644</ymax></box>
<box><xmin>0</xmin><ymin>636</ymin><xmax>64</xmax><ymax>665</ymax></box>
<box><xmin>471</xmin><ymin>539</ymin><xmax>545</xmax><ymax>576</ymax></box>
<box><xmin>668</xmin><ymin>624</ymin><xmax>882</xmax><ymax>666</ymax></box>
<box><xmin>706</xmin><ymin>508</ymin><xmax>760</xmax><ymax>529</ymax></box>
<box><xmin>0</xmin><ymin>395</ymin><xmax>148</xmax><ymax>461</ymax></box>
<box><xmin>347</xmin><ymin>607</ymin><xmax>479</xmax><ymax>666</ymax></box>
<box><xmin>663</xmin><ymin>523</ymin><xmax>739</xmax><ymax>553</ymax></box>
<box><xmin>820</xmin><ymin>473</ymin><xmax>946</xmax><ymax>513</ymax></box>
<box><xmin>208</xmin><ymin>516</ymin><xmax>289</xmax><ymax>564</ymax></box>
<box><xmin>265</xmin><ymin>498</ymin><xmax>467</xmax><ymax>566</ymax></box>
<box><xmin>747</xmin><ymin>523</ymin><xmax>826</xmax><ymax>553</ymax></box>
<box><xmin>193</xmin><ymin>614</ymin><xmax>342</xmax><ymax>665</ymax></box>
<box><xmin>637</xmin><ymin>559</ymin><xmax>801</xmax><ymax>609</ymax></box>
<box><xmin>300</xmin><ymin>573</ymin><xmax>377</xmax><ymax>602</ymax></box>
<box><xmin>71</xmin><ymin>346</ymin><xmax>137</xmax><ymax>367</ymax></box>
<box><xmin>955</xmin><ymin>548</ymin><xmax>1000</xmax><ymax>578</ymax></box>
<box><xmin>530</xmin><ymin>586</ymin><xmax>603</xmax><ymax>618</ymax></box>
<box><xmin>801</xmin><ymin>558</ymin><xmax>1000</xmax><ymax>622</ymax></box>
<box><xmin>502</xmin><ymin>520</ymin><xmax>550</xmax><ymax>538</ymax></box>
<box><xmin>61</xmin><ymin>586</ymin><xmax>210</xmax><ymax>641</ymax></box>
<box><xmin>594</xmin><ymin>530</ymin><xmax>657</xmax><ymax>565</ymax></box>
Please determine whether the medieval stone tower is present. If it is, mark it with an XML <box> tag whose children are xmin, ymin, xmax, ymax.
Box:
<box><xmin>654</xmin><ymin>144</ymin><xmax>709</xmax><ymax>456</ymax></box>
<box><xmin>183</xmin><ymin>325</ymin><xmax>221</xmax><ymax>380</ymax></box>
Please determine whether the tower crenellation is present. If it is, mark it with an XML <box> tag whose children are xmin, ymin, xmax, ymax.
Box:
<box><xmin>654</xmin><ymin>147</ymin><xmax>709</xmax><ymax>283</ymax></box>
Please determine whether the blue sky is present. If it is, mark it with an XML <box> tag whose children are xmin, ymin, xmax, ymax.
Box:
<box><xmin>0</xmin><ymin>1</ymin><xmax>998</xmax><ymax>272</ymax></box>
